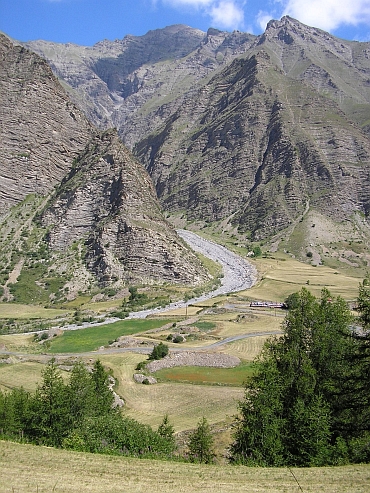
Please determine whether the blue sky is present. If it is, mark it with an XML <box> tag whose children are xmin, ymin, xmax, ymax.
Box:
<box><xmin>1</xmin><ymin>0</ymin><xmax>370</xmax><ymax>45</ymax></box>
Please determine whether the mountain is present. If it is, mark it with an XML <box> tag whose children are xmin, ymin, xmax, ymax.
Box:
<box><xmin>0</xmin><ymin>34</ymin><xmax>209</xmax><ymax>302</ymax></box>
<box><xmin>41</xmin><ymin>129</ymin><xmax>209</xmax><ymax>288</ymax></box>
<box><xmin>13</xmin><ymin>18</ymin><xmax>370</xmax><ymax>268</ymax></box>
<box><xmin>135</xmin><ymin>17</ymin><xmax>370</xmax><ymax>242</ymax></box>
<box><xmin>0</xmin><ymin>33</ymin><xmax>93</xmax><ymax>213</ymax></box>
<box><xmin>23</xmin><ymin>19</ymin><xmax>370</xmax><ymax>268</ymax></box>
<box><xmin>25</xmin><ymin>25</ymin><xmax>256</xmax><ymax>148</ymax></box>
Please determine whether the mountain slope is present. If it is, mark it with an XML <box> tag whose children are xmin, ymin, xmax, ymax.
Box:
<box><xmin>25</xmin><ymin>25</ymin><xmax>256</xmax><ymax>148</ymax></box>
<box><xmin>17</xmin><ymin>19</ymin><xmax>370</xmax><ymax>266</ymax></box>
<box><xmin>41</xmin><ymin>129</ymin><xmax>209</xmax><ymax>288</ymax></box>
<box><xmin>0</xmin><ymin>33</ymin><xmax>94</xmax><ymax>214</ymax></box>
<box><xmin>0</xmin><ymin>34</ymin><xmax>210</xmax><ymax>302</ymax></box>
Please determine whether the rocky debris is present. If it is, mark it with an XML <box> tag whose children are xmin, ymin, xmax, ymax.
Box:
<box><xmin>133</xmin><ymin>373</ymin><xmax>157</xmax><ymax>384</ymax></box>
<box><xmin>108</xmin><ymin>375</ymin><xmax>125</xmax><ymax>407</ymax></box>
<box><xmin>110</xmin><ymin>336</ymin><xmax>150</xmax><ymax>348</ymax></box>
<box><xmin>146</xmin><ymin>351</ymin><xmax>240</xmax><ymax>373</ymax></box>
<box><xmin>177</xmin><ymin>230</ymin><xmax>257</xmax><ymax>294</ymax></box>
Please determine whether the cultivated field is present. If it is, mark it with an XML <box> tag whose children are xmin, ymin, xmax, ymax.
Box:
<box><xmin>246</xmin><ymin>255</ymin><xmax>362</xmax><ymax>301</ymax></box>
<box><xmin>1</xmin><ymin>441</ymin><xmax>369</xmax><ymax>493</ymax></box>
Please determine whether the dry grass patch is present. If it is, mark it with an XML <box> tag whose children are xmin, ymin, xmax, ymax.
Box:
<box><xmin>151</xmin><ymin>305</ymin><xmax>202</xmax><ymax>317</ymax></box>
<box><xmin>0</xmin><ymin>333</ymin><xmax>35</xmax><ymax>352</ymax></box>
<box><xmin>0</xmin><ymin>361</ymin><xmax>47</xmax><ymax>392</ymax></box>
<box><xmin>100</xmin><ymin>354</ymin><xmax>243</xmax><ymax>432</ymax></box>
<box><xmin>223</xmin><ymin>335</ymin><xmax>274</xmax><ymax>361</ymax></box>
<box><xmin>244</xmin><ymin>257</ymin><xmax>362</xmax><ymax>301</ymax></box>
<box><xmin>1</xmin><ymin>441</ymin><xmax>369</xmax><ymax>493</ymax></box>
<box><xmin>0</xmin><ymin>302</ymin><xmax>67</xmax><ymax>319</ymax></box>
<box><xmin>209</xmin><ymin>314</ymin><xmax>282</xmax><ymax>339</ymax></box>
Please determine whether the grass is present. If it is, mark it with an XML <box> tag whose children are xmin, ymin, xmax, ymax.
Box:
<box><xmin>245</xmin><ymin>256</ymin><xmax>362</xmax><ymax>301</ymax></box>
<box><xmin>48</xmin><ymin>318</ymin><xmax>171</xmax><ymax>353</ymax></box>
<box><xmin>97</xmin><ymin>353</ymin><xmax>244</xmax><ymax>432</ymax></box>
<box><xmin>153</xmin><ymin>361</ymin><xmax>255</xmax><ymax>386</ymax></box>
<box><xmin>0</xmin><ymin>361</ymin><xmax>69</xmax><ymax>392</ymax></box>
<box><xmin>1</xmin><ymin>441</ymin><xmax>370</xmax><ymax>493</ymax></box>
<box><xmin>0</xmin><ymin>303</ymin><xmax>68</xmax><ymax>319</ymax></box>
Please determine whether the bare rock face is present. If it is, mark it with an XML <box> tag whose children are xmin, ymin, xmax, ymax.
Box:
<box><xmin>0</xmin><ymin>34</ymin><xmax>94</xmax><ymax>213</ymax></box>
<box><xmin>133</xmin><ymin>17</ymin><xmax>370</xmax><ymax>240</ymax></box>
<box><xmin>25</xmin><ymin>25</ymin><xmax>256</xmax><ymax>148</ymax></box>
<box><xmin>42</xmin><ymin>129</ymin><xmax>210</xmax><ymax>286</ymax></box>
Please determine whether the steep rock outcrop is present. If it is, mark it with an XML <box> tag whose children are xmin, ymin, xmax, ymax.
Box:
<box><xmin>42</xmin><ymin>130</ymin><xmax>209</xmax><ymax>286</ymax></box>
<box><xmin>133</xmin><ymin>18</ymin><xmax>370</xmax><ymax>239</ymax></box>
<box><xmin>17</xmin><ymin>18</ymin><xmax>370</xmax><ymax>246</ymax></box>
<box><xmin>25</xmin><ymin>26</ymin><xmax>256</xmax><ymax>148</ymax></box>
<box><xmin>0</xmin><ymin>34</ymin><xmax>94</xmax><ymax>213</ymax></box>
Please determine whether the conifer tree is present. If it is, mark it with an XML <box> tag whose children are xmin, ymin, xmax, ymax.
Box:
<box><xmin>188</xmin><ymin>417</ymin><xmax>215</xmax><ymax>464</ymax></box>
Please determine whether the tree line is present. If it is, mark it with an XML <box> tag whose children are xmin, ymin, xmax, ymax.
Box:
<box><xmin>0</xmin><ymin>359</ymin><xmax>177</xmax><ymax>458</ymax></box>
<box><xmin>0</xmin><ymin>358</ymin><xmax>215</xmax><ymax>462</ymax></box>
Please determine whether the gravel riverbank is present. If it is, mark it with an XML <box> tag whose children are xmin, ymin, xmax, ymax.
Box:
<box><xmin>126</xmin><ymin>230</ymin><xmax>257</xmax><ymax>319</ymax></box>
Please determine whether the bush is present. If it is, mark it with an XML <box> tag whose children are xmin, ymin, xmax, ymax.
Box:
<box><xmin>135</xmin><ymin>361</ymin><xmax>147</xmax><ymax>371</ymax></box>
<box><xmin>173</xmin><ymin>335</ymin><xmax>184</xmax><ymax>343</ymax></box>
<box><xmin>148</xmin><ymin>342</ymin><xmax>169</xmax><ymax>360</ymax></box>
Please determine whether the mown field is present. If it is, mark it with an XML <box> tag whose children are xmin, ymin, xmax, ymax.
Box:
<box><xmin>1</xmin><ymin>441</ymin><xmax>369</xmax><ymax>493</ymax></box>
<box><xmin>246</xmin><ymin>255</ymin><xmax>363</xmax><ymax>301</ymax></box>
<box><xmin>0</xmin><ymin>302</ymin><xmax>68</xmax><ymax>319</ymax></box>
<box><xmin>47</xmin><ymin>318</ymin><xmax>171</xmax><ymax>353</ymax></box>
<box><xmin>0</xmin><ymin>252</ymin><xmax>368</xmax><ymax>463</ymax></box>
<box><xmin>153</xmin><ymin>361</ymin><xmax>255</xmax><ymax>386</ymax></box>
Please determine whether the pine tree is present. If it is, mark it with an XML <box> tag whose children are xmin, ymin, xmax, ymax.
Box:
<box><xmin>27</xmin><ymin>359</ymin><xmax>70</xmax><ymax>446</ymax></box>
<box><xmin>91</xmin><ymin>359</ymin><xmax>114</xmax><ymax>415</ymax></box>
<box><xmin>157</xmin><ymin>414</ymin><xmax>176</xmax><ymax>454</ymax></box>
<box><xmin>188</xmin><ymin>417</ymin><xmax>215</xmax><ymax>464</ymax></box>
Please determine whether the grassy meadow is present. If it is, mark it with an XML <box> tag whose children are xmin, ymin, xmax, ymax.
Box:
<box><xmin>47</xmin><ymin>318</ymin><xmax>171</xmax><ymax>353</ymax></box>
<box><xmin>1</xmin><ymin>440</ymin><xmax>369</xmax><ymax>493</ymax></box>
<box><xmin>1</xmin><ymin>249</ymin><xmax>369</xmax><ymax>483</ymax></box>
<box><xmin>245</xmin><ymin>255</ymin><xmax>363</xmax><ymax>301</ymax></box>
<box><xmin>153</xmin><ymin>361</ymin><xmax>255</xmax><ymax>386</ymax></box>
<box><xmin>0</xmin><ymin>302</ymin><xmax>68</xmax><ymax>319</ymax></box>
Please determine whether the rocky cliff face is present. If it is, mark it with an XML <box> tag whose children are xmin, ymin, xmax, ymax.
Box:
<box><xmin>25</xmin><ymin>25</ymin><xmax>256</xmax><ymax>148</ymax></box>
<box><xmin>132</xmin><ymin>17</ymin><xmax>370</xmax><ymax>246</ymax></box>
<box><xmin>9</xmin><ymin>18</ymin><xmax>370</xmax><ymax>267</ymax></box>
<box><xmin>42</xmin><ymin>129</ymin><xmax>209</xmax><ymax>286</ymax></box>
<box><xmin>0</xmin><ymin>35</ymin><xmax>210</xmax><ymax>301</ymax></box>
<box><xmin>0</xmin><ymin>34</ymin><xmax>94</xmax><ymax>213</ymax></box>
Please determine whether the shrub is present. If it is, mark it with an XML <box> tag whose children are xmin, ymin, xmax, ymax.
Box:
<box><xmin>173</xmin><ymin>335</ymin><xmax>184</xmax><ymax>343</ymax></box>
<box><xmin>148</xmin><ymin>342</ymin><xmax>169</xmax><ymax>360</ymax></box>
<box><xmin>135</xmin><ymin>361</ymin><xmax>147</xmax><ymax>371</ymax></box>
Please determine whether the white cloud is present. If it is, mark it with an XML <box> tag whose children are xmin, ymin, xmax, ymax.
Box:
<box><xmin>210</xmin><ymin>1</ymin><xmax>244</xmax><ymax>29</ymax></box>
<box><xmin>256</xmin><ymin>10</ymin><xmax>274</xmax><ymax>31</ymax></box>
<box><xmin>164</xmin><ymin>0</ymin><xmax>245</xmax><ymax>30</ymax></box>
<box><xmin>283</xmin><ymin>0</ymin><xmax>370</xmax><ymax>32</ymax></box>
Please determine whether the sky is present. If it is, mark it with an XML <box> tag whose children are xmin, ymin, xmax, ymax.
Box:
<box><xmin>1</xmin><ymin>0</ymin><xmax>370</xmax><ymax>46</ymax></box>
